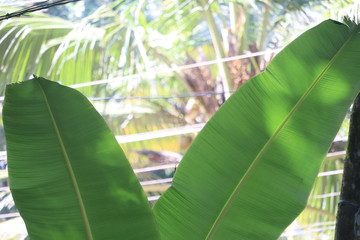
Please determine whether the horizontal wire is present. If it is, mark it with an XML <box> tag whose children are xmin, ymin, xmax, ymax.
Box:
<box><xmin>0</xmin><ymin>90</ymin><xmax>233</xmax><ymax>103</ymax></box>
<box><xmin>294</xmin><ymin>221</ymin><xmax>336</xmax><ymax>229</ymax></box>
<box><xmin>136</xmin><ymin>150</ymin><xmax>345</xmax><ymax>188</ymax></box>
<box><xmin>0</xmin><ymin>150</ymin><xmax>346</xmax><ymax>191</ymax></box>
<box><xmin>0</xmin><ymin>212</ymin><xmax>20</xmax><ymax>218</ymax></box>
<box><xmin>0</xmin><ymin>145</ymin><xmax>346</xmax><ymax>166</ymax></box>
<box><xmin>317</xmin><ymin>169</ymin><xmax>343</xmax><ymax>177</ymax></box>
<box><xmin>0</xmin><ymin>124</ymin><xmax>205</xmax><ymax>160</ymax></box>
<box><xmin>311</xmin><ymin>192</ymin><xmax>341</xmax><ymax>199</ymax></box>
<box><xmin>0</xmin><ymin>49</ymin><xmax>278</xmax><ymax>102</ymax></box>
<box><xmin>134</xmin><ymin>163</ymin><xmax>177</xmax><ymax>173</ymax></box>
<box><xmin>0</xmin><ymin>123</ymin><xmax>348</xmax><ymax>160</ymax></box>
<box><xmin>280</xmin><ymin>226</ymin><xmax>335</xmax><ymax>237</ymax></box>
<box><xmin>88</xmin><ymin>90</ymin><xmax>235</xmax><ymax>101</ymax></box>
<box><xmin>0</xmin><ymin>90</ymin><xmax>232</xmax><ymax>102</ymax></box>
<box><xmin>133</xmin><ymin>151</ymin><xmax>345</xmax><ymax>175</ymax></box>
<box><xmin>116</xmin><ymin>123</ymin><xmax>205</xmax><ymax>143</ymax></box>
<box><xmin>0</xmin><ymin>130</ymin><xmax>348</xmax><ymax>161</ymax></box>
<box><xmin>0</xmin><ymin>176</ymin><xmax>173</xmax><ymax>192</ymax></box>
<box><xmin>140</xmin><ymin>178</ymin><xmax>173</xmax><ymax>186</ymax></box>
<box><xmin>0</xmin><ymin>193</ymin><xmax>162</xmax><ymax>219</ymax></box>
<box><xmin>147</xmin><ymin>195</ymin><xmax>161</xmax><ymax>201</ymax></box>
<box><xmin>325</xmin><ymin>150</ymin><xmax>346</xmax><ymax>159</ymax></box>
<box><xmin>326</xmin><ymin>150</ymin><xmax>346</xmax><ymax>158</ymax></box>
<box><xmin>69</xmin><ymin>49</ymin><xmax>280</xmax><ymax>89</ymax></box>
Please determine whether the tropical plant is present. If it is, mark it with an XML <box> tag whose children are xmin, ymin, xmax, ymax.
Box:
<box><xmin>0</xmin><ymin>4</ymin><xmax>350</xmax><ymax>195</ymax></box>
<box><xmin>0</xmin><ymin>1</ymin><xmax>338</xmax><ymax>116</ymax></box>
<box><xmin>0</xmin><ymin>1</ymin><xmax>352</xmax><ymax>174</ymax></box>
<box><xmin>3</xmin><ymin>19</ymin><xmax>360</xmax><ymax>239</ymax></box>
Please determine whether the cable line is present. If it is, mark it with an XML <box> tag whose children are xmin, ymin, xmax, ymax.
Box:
<box><xmin>88</xmin><ymin>90</ymin><xmax>235</xmax><ymax>101</ymax></box>
<box><xmin>0</xmin><ymin>49</ymin><xmax>279</xmax><ymax>102</ymax></box>
<box><xmin>70</xmin><ymin>49</ymin><xmax>280</xmax><ymax>89</ymax></box>
<box><xmin>0</xmin><ymin>0</ymin><xmax>80</xmax><ymax>21</ymax></box>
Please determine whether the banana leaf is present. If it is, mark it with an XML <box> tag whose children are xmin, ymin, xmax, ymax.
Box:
<box><xmin>153</xmin><ymin>20</ymin><xmax>360</xmax><ymax>239</ymax></box>
<box><xmin>3</xmin><ymin>78</ymin><xmax>160</xmax><ymax>240</ymax></box>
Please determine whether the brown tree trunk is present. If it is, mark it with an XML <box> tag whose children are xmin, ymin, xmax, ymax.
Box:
<box><xmin>183</xmin><ymin>54</ymin><xmax>219</xmax><ymax>116</ymax></box>
<box><xmin>335</xmin><ymin>93</ymin><xmax>360</xmax><ymax>240</ymax></box>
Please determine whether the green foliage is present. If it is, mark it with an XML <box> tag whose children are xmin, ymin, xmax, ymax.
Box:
<box><xmin>3</xmin><ymin>20</ymin><xmax>360</xmax><ymax>239</ymax></box>
<box><xmin>3</xmin><ymin>78</ymin><xmax>159</xmax><ymax>240</ymax></box>
<box><xmin>153</xmin><ymin>19</ymin><xmax>360</xmax><ymax>239</ymax></box>
<box><xmin>0</xmin><ymin>0</ymin><xmax>350</xmax><ymax>148</ymax></box>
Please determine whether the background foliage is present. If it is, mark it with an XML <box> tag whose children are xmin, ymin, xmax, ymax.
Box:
<box><xmin>0</xmin><ymin>0</ymin><xmax>358</xmax><ymax>239</ymax></box>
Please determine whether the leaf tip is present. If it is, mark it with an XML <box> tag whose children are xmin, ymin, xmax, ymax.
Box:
<box><xmin>331</xmin><ymin>20</ymin><xmax>342</xmax><ymax>25</ymax></box>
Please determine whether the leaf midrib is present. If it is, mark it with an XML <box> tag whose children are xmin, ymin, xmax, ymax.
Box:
<box><xmin>36</xmin><ymin>80</ymin><xmax>93</xmax><ymax>240</ymax></box>
<box><xmin>205</xmin><ymin>26</ymin><xmax>357</xmax><ymax>240</ymax></box>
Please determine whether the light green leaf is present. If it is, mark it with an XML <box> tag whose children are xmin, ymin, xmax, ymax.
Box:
<box><xmin>153</xmin><ymin>20</ymin><xmax>360</xmax><ymax>239</ymax></box>
<box><xmin>3</xmin><ymin>78</ymin><xmax>160</xmax><ymax>240</ymax></box>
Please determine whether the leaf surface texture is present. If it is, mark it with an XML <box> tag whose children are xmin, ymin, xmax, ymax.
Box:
<box><xmin>153</xmin><ymin>20</ymin><xmax>360</xmax><ymax>240</ymax></box>
<box><xmin>3</xmin><ymin>78</ymin><xmax>160</xmax><ymax>240</ymax></box>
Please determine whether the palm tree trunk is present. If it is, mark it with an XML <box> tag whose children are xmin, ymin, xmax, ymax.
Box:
<box><xmin>199</xmin><ymin>0</ymin><xmax>232</xmax><ymax>98</ymax></box>
<box><xmin>335</xmin><ymin>93</ymin><xmax>360</xmax><ymax>240</ymax></box>
<box><xmin>257</xmin><ymin>0</ymin><xmax>271</xmax><ymax>69</ymax></box>
<box><xmin>258</xmin><ymin>0</ymin><xmax>271</xmax><ymax>51</ymax></box>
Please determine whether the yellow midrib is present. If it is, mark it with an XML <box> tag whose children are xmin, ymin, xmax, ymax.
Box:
<box><xmin>36</xmin><ymin>80</ymin><xmax>94</xmax><ymax>240</ymax></box>
<box><xmin>205</xmin><ymin>27</ymin><xmax>357</xmax><ymax>240</ymax></box>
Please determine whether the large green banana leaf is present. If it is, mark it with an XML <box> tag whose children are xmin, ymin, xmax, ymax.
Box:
<box><xmin>153</xmin><ymin>20</ymin><xmax>360</xmax><ymax>239</ymax></box>
<box><xmin>3</xmin><ymin>78</ymin><xmax>160</xmax><ymax>240</ymax></box>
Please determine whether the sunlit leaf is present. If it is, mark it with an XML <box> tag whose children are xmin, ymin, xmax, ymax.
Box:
<box><xmin>154</xmin><ymin>20</ymin><xmax>360</xmax><ymax>240</ymax></box>
<box><xmin>3</xmin><ymin>78</ymin><xmax>160</xmax><ymax>240</ymax></box>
